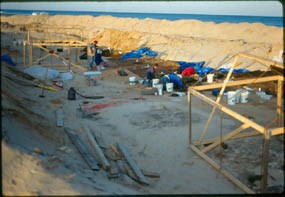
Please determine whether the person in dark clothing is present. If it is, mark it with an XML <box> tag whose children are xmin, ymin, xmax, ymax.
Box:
<box><xmin>146</xmin><ymin>63</ymin><xmax>158</xmax><ymax>80</ymax></box>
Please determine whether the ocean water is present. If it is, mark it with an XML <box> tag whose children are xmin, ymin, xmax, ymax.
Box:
<box><xmin>1</xmin><ymin>9</ymin><xmax>283</xmax><ymax>27</ymax></box>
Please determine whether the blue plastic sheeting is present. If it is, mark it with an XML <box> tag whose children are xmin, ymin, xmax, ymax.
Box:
<box><xmin>162</xmin><ymin>73</ymin><xmax>184</xmax><ymax>89</ymax></box>
<box><xmin>1</xmin><ymin>54</ymin><xmax>16</xmax><ymax>66</ymax></box>
<box><xmin>218</xmin><ymin>68</ymin><xmax>250</xmax><ymax>74</ymax></box>
<box><xmin>120</xmin><ymin>47</ymin><xmax>157</xmax><ymax>60</ymax></box>
<box><xmin>177</xmin><ymin>61</ymin><xmax>205</xmax><ymax>72</ymax></box>
<box><xmin>196</xmin><ymin>66</ymin><xmax>215</xmax><ymax>76</ymax></box>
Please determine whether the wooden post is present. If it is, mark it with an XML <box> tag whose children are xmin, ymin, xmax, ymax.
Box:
<box><xmin>29</xmin><ymin>44</ymin><xmax>33</xmax><ymax>66</ymax></box>
<box><xmin>188</xmin><ymin>88</ymin><xmax>192</xmax><ymax>145</ymax></box>
<box><xmin>23</xmin><ymin>41</ymin><xmax>26</xmax><ymax>66</ymax></box>
<box><xmin>261</xmin><ymin>129</ymin><xmax>270</xmax><ymax>193</ymax></box>
<box><xmin>277</xmin><ymin>79</ymin><xmax>283</xmax><ymax>127</ymax></box>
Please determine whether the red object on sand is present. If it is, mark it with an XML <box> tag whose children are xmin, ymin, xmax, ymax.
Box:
<box><xmin>52</xmin><ymin>82</ymin><xmax>63</xmax><ymax>88</ymax></box>
<box><xmin>181</xmin><ymin>67</ymin><xmax>195</xmax><ymax>76</ymax></box>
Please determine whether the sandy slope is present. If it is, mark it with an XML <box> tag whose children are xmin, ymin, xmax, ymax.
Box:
<box><xmin>1</xmin><ymin>15</ymin><xmax>283</xmax><ymax>70</ymax></box>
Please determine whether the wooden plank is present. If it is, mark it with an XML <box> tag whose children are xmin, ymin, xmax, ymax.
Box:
<box><xmin>202</xmin><ymin>124</ymin><xmax>250</xmax><ymax>153</ymax></box>
<box><xmin>32</xmin><ymin>53</ymin><xmax>51</xmax><ymax>65</ymax></box>
<box><xmin>55</xmin><ymin>109</ymin><xmax>64</xmax><ymax>127</ymax></box>
<box><xmin>141</xmin><ymin>169</ymin><xmax>160</xmax><ymax>178</ymax></box>
<box><xmin>36</xmin><ymin>45</ymin><xmax>85</xmax><ymax>71</ymax></box>
<box><xmin>189</xmin><ymin>88</ymin><xmax>266</xmax><ymax>133</ymax></box>
<box><xmin>277</xmin><ymin>79</ymin><xmax>283</xmax><ymax>126</ymax></box>
<box><xmin>83</xmin><ymin>126</ymin><xmax>110</xmax><ymax>171</ymax></box>
<box><xmin>270</xmin><ymin>127</ymin><xmax>285</xmax><ymax>136</ymax></box>
<box><xmin>117</xmin><ymin>143</ymin><xmax>149</xmax><ymax>185</ymax></box>
<box><xmin>261</xmin><ymin>130</ymin><xmax>270</xmax><ymax>193</ymax></box>
<box><xmin>192</xmin><ymin>75</ymin><xmax>281</xmax><ymax>91</ymax></box>
<box><xmin>64</xmin><ymin>127</ymin><xmax>99</xmax><ymax>171</ymax></box>
<box><xmin>194</xmin><ymin>130</ymin><xmax>260</xmax><ymax>145</ymax></box>
<box><xmin>197</xmin><ymin>56</ymin><xmax>239</xmax><ymax>145</ymax></box>
<box><xmin>237</xmin><ymin>52</ymin><xmax>284</xmax><ymax>69</ymax></box>
<box><xmin>190</xmin><ymin>144</ymin><xmax>255</xmax><ymax>194</ymax></box>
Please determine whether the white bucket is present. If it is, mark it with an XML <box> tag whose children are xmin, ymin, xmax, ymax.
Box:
<box><xmin>129</xmin><ymin>76</ymin><xmax>136</xmax><ymax>85</ymax></box>
<box><xmin>227</xmin><ymin>91</ymin><xmax>237</xmax><ymax>105</ymax></box>
<box><xmin>207</xmin><ymin>73</ymin><xmax>214</xmax><ymax>83</ymax></box>
<box><xmin>156</xmin><ymin>84</ymin><xmax>163</xmax><ymax>95</ymax></box>
<box><xmin>240</xmin><ymin>91</ymin><xmax>249</xmax><ymax>103</ymax></box>
<box><xmin>152</xmin><ymin>78</ymin><xmax>159</xmax><ymax>87</ymax></box>
<box><xmin>166</xmin><ymin>83</ymin><xmax>174</xmax><ymax>92</ymax></box>
<box><xmin>235</xmin><ymin>89</ymin><xmax>243</xmax><ymax>103</ymax></box>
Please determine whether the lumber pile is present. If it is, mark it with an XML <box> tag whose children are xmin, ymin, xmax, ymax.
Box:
<box><xmin>64</xmin><ymin>126</ymin><xmax>160</xmax><ymax>187</ymax></box>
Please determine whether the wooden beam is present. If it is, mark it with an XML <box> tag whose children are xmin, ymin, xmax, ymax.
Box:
<box><xmin>32</xmin><ymin>53</ymin><xmax>51</xmax><ymax>65</ymax></box>
<box><xmin>197</xmin><ymin>56</ymin><xmax>239</xmax><ymax>145</ymax></box>
<box><xmin>193</xmin><ymin>130</ymin><xmax>260</xmax><ymax>145</ymax></box>
<box><xmin>237</xmin><ymin>52</ymin><xmax>284</xmax><ymax>69</ymax></box>
<box><xmin>190</xmin><ymin>144</ymin><xmax>254</xmax><ymax>194</ymax></box>
<box><xmin>31</xmin><ymin>43</ymin><xmax>87</xmax><ymax>47</ymax></box>
<box><xmin>192</xmin><ymin>75</ymin><xmax>281</xmax><ymax>91</ymax></box>
<box><xmin>64</xmin><ymin>127</ymin><xmax>99</xmax><ymax>171</ymax></box>
<box><xmin>202</xmin><ymin>124</ymin><xmax>250</xmax><ymax>153</ymax></box>
<box><xmin>189</xmin><ymin>88</ymin><xmax>266</xmax><ymax>133</ymax></box>
<box><xmin>117</xmin><ymin>143</ymin><xmax>149</xmax><ymax>185</ymax></box>
<box><xmin>270</xmin><ymin>127</ymin><xmax>285</xmax><ymax>136</ymax></box>
<box><xmin>277</xmin><ymin>79</ymin><xmax>283</xmax><ymax>126</ymax></box>
<box><xmin>82</xmin><ymin>126</ymin><xmax>111</xmax><ymax>171</ymax></box>
<box><xmin>36</xmin><ymin>45</ymin><xmax>86</xmax><ymax>71</ymax></box>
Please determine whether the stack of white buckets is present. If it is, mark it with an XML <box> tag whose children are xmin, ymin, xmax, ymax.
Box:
<box><xmin>227</xmin><ymin>89</ymin><xmax>249</xmax><ymax>105</ymax></box>
<box><xmin>152</xmin><ymin>79</ymin><xmax>173</xmax><ymax>95</ymax></box>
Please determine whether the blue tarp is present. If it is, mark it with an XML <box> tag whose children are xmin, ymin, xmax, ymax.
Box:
<box><xmin>177</xmin><ymin>61</ymin><xmax>205</xmax><ymax>73</ymax></box>
<box><xmin>218</xmin><ymin>68</ymin><xmax>250</xmax><ymax>74</ymax></box>
<box><xmin>120</xmin><ymin>47</ymin><xmax>158</xmax><ymax>60</ymax></box>
<box><xmin>1</xmin><ymin>54</ymin><xmax>16</xmax><ymax>66</ymax></box>
<box><xmin>177</xmin><ymin>60</ymin><xmax>214</xmax><ymax>76</ymax></box>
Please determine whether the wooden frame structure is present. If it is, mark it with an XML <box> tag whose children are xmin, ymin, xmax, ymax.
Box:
<box><xmin>23</xmin><ymin>26</ymin><xmax>89</xmax><ymax>71</ymax></box>
<box><xmin>188</xmin><ymin>53</ymin><xmax>284</xmax><ymax>194</ymax></box>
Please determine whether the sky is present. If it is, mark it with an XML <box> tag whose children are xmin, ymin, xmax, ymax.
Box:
<box><xmin>0</xmin><ymin>1</ymin><xmax>283</xmax><ymax>17</ymax></box>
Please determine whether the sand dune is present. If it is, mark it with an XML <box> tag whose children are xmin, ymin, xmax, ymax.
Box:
<box><xmin>1</xmin><ymin>15</ymin><xmax>283</xmax><ymax>70</ymax></box>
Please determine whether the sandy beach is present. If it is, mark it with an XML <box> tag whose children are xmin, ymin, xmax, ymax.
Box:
<box><xmin>1</xmin><ymin>14</ymin><xmax>284</xmax><ymax>195</ymax></box>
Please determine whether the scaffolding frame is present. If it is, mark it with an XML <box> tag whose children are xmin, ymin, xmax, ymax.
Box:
<box><xmin>23</xmin><ymin>26</ymin><xmax>89</xmax><ymax>71</ymax></box>
<box><xmin>188</xmin><ymin>53</ymin><xmax>284</xmax><ymax>194</ymax></box>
